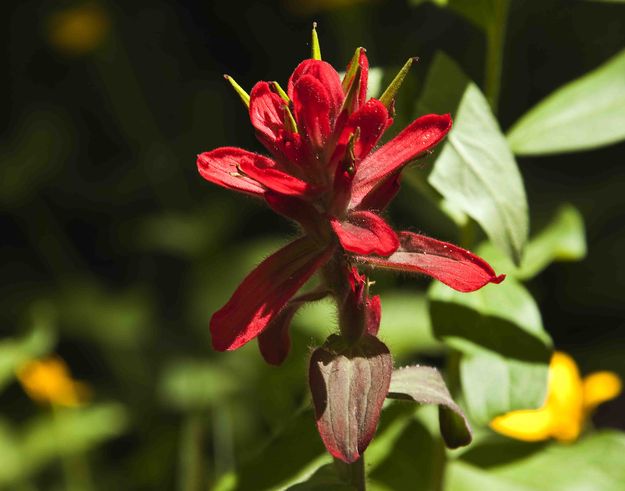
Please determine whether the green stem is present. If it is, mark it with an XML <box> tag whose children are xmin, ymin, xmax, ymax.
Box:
<box><xmin>334</xmin><ymin>455</ymin><xmax>366</xmax><ymax>491</ymax></box>
<box><xmin>178</xmin><ymin>413</ymin><xmax>205</xmax><ymax>491</ymax></box>
<box><xmin>484</xmin><ymin>0</ymin><xmax>510</xmax><ymax>113</ymax></box>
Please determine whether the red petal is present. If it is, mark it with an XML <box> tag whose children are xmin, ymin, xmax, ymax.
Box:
<box><xmin>257</xmin><ymin>303</ymin><xmax>298</xmax><ymax>366</ymax></box>
<box><xmin>366</xmin><ymin>295</ymin><xmax>381</xmax><ymax>336</ymax></box>
<box><xmin>210</xmin><ymin>237</ymin><xmax>334</xmax><ymax>351</ymax></box>
<box><xmin>288</xmin><ymin>59</ymin><xmax>344</xmax><ymax>121</ymax></box>
<box><xmin>238</xmin><ymin>153</ymin><xmax>315</xmax><ymax>197</ymax></box>
<box><xmin>249</xmin><ymin>81</ymin><xmax>286</xmax><ymax>143</ymax></box>
<box><xmin>292</xmin><ymin>74</ymin><xmax>332</xmax><ymax>149</ymax></box>
<box><xmin>356</xmin><ymin>174</ymin><xmax>401</xmax><ymax>212</ymax></box>
<box><xmin>197</xmin><ymin>147</ymin><xmax>266</xmax><ymax>196</ymax></box>
<box><xmin>265</xmin><ymin>192</ymin><xmax>326</xmax><ymax>238</ymax></box>
<box><xmin>350</xmin><ymin>114</ymin><xmax>452</xmax><ymax>208</ymax></box>
<box><xmin>355</xmin><ymin>231</ymin><xmax>505</xmax><ymax>293</ymax></box>
<box><xmin>331</xmin><ymin>211</ymin><xmax>399</xmax><ymax>256</ymax></box>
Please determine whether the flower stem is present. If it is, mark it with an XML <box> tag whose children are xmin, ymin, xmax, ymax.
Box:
<box><xmin>484</xmin><ymin>0</ymin><xmax>510</xmax><ymax>113</ymax></box>
<box><xmin>334</xmin><ymin>455</ymin><xmax>366</xmax><ymax>490</ymax></box>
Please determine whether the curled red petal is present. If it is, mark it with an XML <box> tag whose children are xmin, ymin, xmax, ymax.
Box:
<box><xmin>292</xmin><ymin>74</ymin><xmax>332</xmax><ymax>149</ymax></box>
<box><xmin>238</xmin><ymin>153</ymin><xmax>315</xmax><ymax>197</ymax></box>
<box><xmin>210</xmin><ymin>237</ymin><xmax>334</xmax><ymax>351</ymax></box>
<box><xmin>350</xmin><ymin>114</ymin><xmax>452</xmax><ymax>208</ymax></box>
<box><xmin>197</xmin><ymin>147</ymin><xmax>266</xmax><ymax>196</ymax></box>
<box><xmin>257</xmin><ymin>303</ymin><xmax>298</xmax><ymax>366</ymax></box>
<box><xmin>249</xmin><ymin>81</ymin><xmax>286</xmax><ymax>143</ymax></box>
<box><xmin>354</xmin><ymin>231</ymin><xmax>505</xmax><ymax>293</ymax></box>
<box><xmin>331</xmin><ymin>211</ymin><xmax>399</xmax><ymax>256</ymax></box>
<box><xmin>288</xmin><ymin>59</ymin><xmax>344</xmax><ymax>121</ymax></box>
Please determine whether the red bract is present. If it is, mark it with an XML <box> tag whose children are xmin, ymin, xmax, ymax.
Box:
<box><xmin>197</xmin><ymin>50</ymin><xmax>504</xmax><ymax>361</ymax></box>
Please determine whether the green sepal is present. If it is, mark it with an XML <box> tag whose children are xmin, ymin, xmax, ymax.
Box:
<box><xmin>342</xmin><ymin>47</ymin><xmax>365</xmax><ymax>92</ymax></box>
<box><xmin>271</xmin><ymin>81</ymin><xmax>290</xmax><ymax>103</ymax></box>
<box><xmin>311</xmin><ymin>22</ymin><xmax>321</xmax><ymax>60</ymax></box>
<box><xmin>224</xmin><ymin>74</ymin><xmax>250</xmax><ymax>108</ymax></box>
<box><xmin>379</xmin><ymin>57</ymin><xmax>417</xmax><ymax>108</ymax></box>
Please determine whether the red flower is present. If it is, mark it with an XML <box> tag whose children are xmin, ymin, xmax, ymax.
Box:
<box><xmin>197</xmin><ymin>49</ymin><xmax>504</xmax><ymax>361</ymax></box>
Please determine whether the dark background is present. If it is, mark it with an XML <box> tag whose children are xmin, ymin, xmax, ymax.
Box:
<box><xmin>2</xmin><ymin>0</ymin><xmax>624</xmax><ymax>488</ymax></box>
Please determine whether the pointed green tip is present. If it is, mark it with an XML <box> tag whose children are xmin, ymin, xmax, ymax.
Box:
<box><xmin>311</xmin><ymin>22</ymin><xmax>321</xmax><ymax>60</ymax></box>
<box><xmin>342</xmin><ymin>46</ymin><xmax>365</xmax><ymax>91</ymax></box>
<box><xmin>224</xmin><ymin>74</ymin><xmax>250</xmax><ymax>108</ymax></box>
<box><xmin>379</xmin><ymin>57</ymin><xmax>418</xmax><ymax>108</ymax></box>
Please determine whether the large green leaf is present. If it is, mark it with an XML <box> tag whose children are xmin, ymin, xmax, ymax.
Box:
<box><xmin>422</xmin><ymin>58</ymin><xmax>528</xmax><ymax>264</ymax></box>
<box><xmin>449</xmin><ymin>431</ymin><xmax>625</xmax><ymax>491</ymax></box>
<box><xmin>507</xmin><ymin>48</ymin><xmax>625</xmax><ymax>155</ymax></box>
<box><xmin>475</xmin><ymin>204</ymin><xmax>586</xmax><ymax>280</ymax></box>
<box><xmin>429</xmin><ymin>277</ymin><xmax>551</xmax><ymax>424</ymax></box>
<box><xmin>388</xmin><ymin>366</ymin><xmax>472</xmax><ymax>449</ymax></box>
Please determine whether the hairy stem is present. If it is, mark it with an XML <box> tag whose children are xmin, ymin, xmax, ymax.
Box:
<box><xmin>334</xmin><ymin>455</ymin><xmax>366</xmax><ymax>491</ymax></box>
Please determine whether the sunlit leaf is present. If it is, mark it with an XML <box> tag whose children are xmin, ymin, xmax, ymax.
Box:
<box><xmin>449</xmin><ymin>431</ymin><xmax>625</xmax><ymax>491</ymax></box>
<box><xmin>418</xmin><ymin>54</ymin><xmax>529</xmax><ymax>264</ymax></box>
<box><xmin>429</xmin><ymin>277</ymin><xmax>551</xmax><ymax>424</ymax></box>
<box><xmin>285</xmin><ymin>463</ymin><xmax>352</xmax><ymax>490</ymax></box>
<box><xmin>508</xmin><ymin>48</ymin><xmax>625</xmax><ymax>155</ymax></box>
<box><xmin>475</xmin><ymin>204</ymin><xmax>586</xmax><ymax>280</ymax></box>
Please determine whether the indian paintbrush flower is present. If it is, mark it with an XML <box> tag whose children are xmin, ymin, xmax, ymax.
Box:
<box><xmin>197</xmin><ymin>26</ymin><xmax>504</xmax><ymax>463</ymax></box>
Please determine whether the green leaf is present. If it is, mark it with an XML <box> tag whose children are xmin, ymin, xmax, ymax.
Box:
<box><xmin>0</xmin><ymin>404</ymin><xmax>127</xmax><ymax>486</ymax></box>
<box><xmin>429</xmin><ymin>277</ymin><xmax>551</xmax><ymax>424</ymax></box>
<box><xmin>234</xmin><ymin>407</ymin><xmax>328</xmax><ymax>490</ymax></box>
<box><xmin>158</xmin><ymin>359</ymin><xmax>240</xmax><ymax>411</ymax></box>
<box><xmin>507</xmin><ymin>48</ymin><xmax>625</xmax><ymax>155</ymax></box>
<box><xmin>428</xmin><ymin>82</ymin><xmax>529</xmax><ymax>264</ymax></box>
<box><xmin>286</xmin><ymin>464</ymin><xmax>353</xmax><ymax>490</ymax></box>
<box><xmin>452</xmin><ymin>431</ymin><xmax>625</xmax><ymax>491</ymax></box>
<box><xmin>388</xmin><ymin>366</ymin><xmax>472</xmax><ymax>448</ymax></box>
<box><xmin>0</xmin><ymin>312</ymin><xmax>56</xmax><ymax>392</ymax></box>
<box><xmin>475</xmin><ymin>204</ymin><xmax>586</xmax><ymax>280</ymax></box>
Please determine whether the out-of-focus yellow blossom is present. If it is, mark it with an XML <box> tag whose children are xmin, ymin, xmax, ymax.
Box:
<box><xmin>17</xmin><ymin>356</ymin><xmax>90</xmax><ymax>407</ymax></box>
<box><xmin>490</xmin><ymin>352</ymin><xmax>621</xmax><ymax>442</ymax></box>
<box><xmin>47</xmin><ymin>3</ymin><xmax>110</xmax><ymax>56</ymax></box>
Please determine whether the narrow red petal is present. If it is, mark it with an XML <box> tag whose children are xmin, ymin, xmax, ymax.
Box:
<box><xmin>350</xmin><ymin>114</ymin><xmax>452</xmax><ymax>208</ymax></box>
<box><xmin>292</xmin><ymin>74</ymin><xmax>332</xmax><ymax>149</ymax></box>
<box><xmin>197</xmin><ymin>147</ymin><xmax>266</xmax><ymax>196</ymax></box>
<box><xmin>257</xmin><ymin>303</ymin><xmax>298</xmax><ymax>366</ymax></box>
<box><xmin>355</xmin><ymin>231</ymin><xmax>505</xmax><ymax>293</ymax></box>
<box><xmin>210</xmin><ymin>237</ymin><xmax>334</xmax><ymax>351</ymax></box>
<box><xmin>331</xmin><ymin>211</ymin><xmax>399</xmax><ymax>256</ymax></box>
<box><xmin>288</xmin><ymin>59</ymin><xmax>344</xmax><ymax>120</ymax></box>
<box><xmin>249</xmin><ymin>81</ymin><xmax>286</xmax><ymax>143</ymax></box>
<box><xmin>366</xmin><ymin>295</ymin><xmax>381</xmax><ymax>336</ymax></box>
<box><xmin>238</xmin><ymin>154</ymin><xmax>315</xmax><ymax>197</ymax></box>
<box><xmin>356</xmin><ymin>174</ymin><xmax>401</xmax><ymax>212</ymax></box>
<box><xmin>343</xmin><ymin>49</ymin><xmax>369</xmax><ymax>113</ymax></box>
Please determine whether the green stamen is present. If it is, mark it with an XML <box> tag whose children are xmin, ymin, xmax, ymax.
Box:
<box><xmin>311</xmin><ymin>22</ymin><xmax>321</xmax><ymax>60</ymax></box>
<box><xmin>224</xmin><ymin>75</ymin><xmax>250</xmax><ymax>108</ymax></box>
<box><xmin>379</xmin><ymin>57</ymin><xmax>418</xmax><ymax>109</ymax></box>
<box><xmin>271</xmin><ymin>81</ymin><xmax>290</xmax><ymax>104</ymax></box>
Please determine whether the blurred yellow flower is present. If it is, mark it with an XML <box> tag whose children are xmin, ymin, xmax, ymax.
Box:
<box><xmin>490</xmin><ymin>352</ymin><xmax>621</xmax><ymax>442</ymax></box>
<box><xmin>17</xmin><ymin>356</ymin><xmax>91</xmax><ymax>407</ymax></box>
<box><xmin>47</xmin><ymin>3</ymin><xmax>110</xmax><ymax>56</ymax></box>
